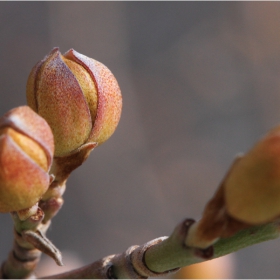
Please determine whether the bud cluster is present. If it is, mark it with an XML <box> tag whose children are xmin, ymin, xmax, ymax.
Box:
<box><xmin>0</xmin><ymin>48</ymin><xmax>122</xmax><ymax>213</ymax></box>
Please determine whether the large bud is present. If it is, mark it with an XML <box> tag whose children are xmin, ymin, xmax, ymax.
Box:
<box><xmin>186</xmin><ymin>125</ymin><xmax>280</xmax><ymax>249</ymax></box>
<box><xmin>26</xmin><ymin>48</ymin><xmax>122</xmax><ymax>157</ymax></box>
<box><xmin>225</xmin><ymin>126</ymin><xmax>280</xmax><ymax>224</ymax></box>
<box><xmin>0</xmin><ymin>106</ymin><xmax>54</xmax><ymax>212</ymax></box>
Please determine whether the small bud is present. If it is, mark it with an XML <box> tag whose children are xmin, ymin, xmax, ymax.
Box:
<box><xmin>17</xmin><ymin>203</ymin><xmax>39</xmax><ymax>221</ymax></box>
<box><xmin>225</xmin><ymin>126</ymin><xmax>280</xmax><ymax>224</ymax></box>
<box><xmin>26</xmin><ymin>48</ymin><xmax>122</xmax><ymax>157</ymax></box>
<box><xmin>0</xmin><ymin>106</ymin><xmax>54</xmax><ymax>213</ymax></box>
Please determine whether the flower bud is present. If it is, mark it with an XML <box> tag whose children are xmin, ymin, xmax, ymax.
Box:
<box><xmin>26</xmin><ymin>48</ymin><xmax>122</xmax><ymax>157</ymax></box>
<box><xmin>225</xmin><ymin>126</ymin><xmax>280</xmax><ymax>224</ymax></box>
<box><xmin>0</xmin><ymin>106</ymin><xmax>54</xmax><ymax>212</ymax></box>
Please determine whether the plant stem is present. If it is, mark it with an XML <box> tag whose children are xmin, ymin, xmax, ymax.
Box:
<box><xmin>145</xmin><ymin>219</ymin><xmax>280</xmax><ymax>273</ymax></box>
<box><xmin>214</xmin><ymin>220</ymin><xmax>280</xmax><ymax>258</ymax></box>
<box><xmin>0</xmin><ymin>209</ymin><xmax>48</xmax><ymax>279</ymax></box>
<box><xmin>40</xmin><ymin>219</ymin><xmax>280</xmax><ymax>279</ymax></box>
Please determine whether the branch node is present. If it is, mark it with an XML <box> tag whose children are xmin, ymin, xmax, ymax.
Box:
<box><xmin>181</xmin><ymin>219</ymin><xmax>214</xmax><ymax>259</ymax></box>
<box><xmin>106</xmin><ymin>265</ymin><xmax>115</xmax><ymax>279</ymax></box>
<box><xmin>110</xmin><ymin>245</ymin><xmax>145</xmax><ymax>279</ymax></box>
<box><xmin>194</xmin><ymin>246</ymin><xmax>214</xmax><ymax>259</ymax></box>
<box><xmin>131</xmin><ymin>237</ymin><xmax>180</xmax><ymax>278</ymax></box>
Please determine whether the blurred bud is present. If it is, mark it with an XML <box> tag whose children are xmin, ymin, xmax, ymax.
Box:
<box><xmin>0</xmin><ymin>106</ymin><xmax>54</xmax><ymax>212</ymax></box>
<box><xmin>186</xmin><ymin>127</ymin><xmax>280</xmax><ymax>248</ymax></box>
<box><xmin>225</xmin><ymin>126</ymin><xmax>280</xmax><ymax>224</ymax></box>
<box><xmin>26</xmin><ymin>48</ymin><xmax>122</xmax><ymax>157</ymax></box>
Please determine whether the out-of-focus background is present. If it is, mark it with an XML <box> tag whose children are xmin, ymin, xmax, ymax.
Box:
<box><xmin>1</xmin><ymin>2</ymin><xmax>280</xmax><ymax>278</ymax></box>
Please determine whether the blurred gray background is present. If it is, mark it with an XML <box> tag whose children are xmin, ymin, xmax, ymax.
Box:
<box><xmin>1</xmin><ymin>2</ymin><xmax>280</xmax><ymax>278</ymax></box>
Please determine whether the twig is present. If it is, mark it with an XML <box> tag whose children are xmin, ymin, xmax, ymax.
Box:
<box><xmin>40</xmin><ymin>219</ymin><xmax>280</xmax><ymax>279</ymax></box>
<box><xmin>0</xmin><ymin>209</ymin><xmax>51</xmax><ymax>279</ymax></box>
<box><xmin>144</xmin><ymin>219</ymin><xmax>280</xmax><ymax>273</ymax></box>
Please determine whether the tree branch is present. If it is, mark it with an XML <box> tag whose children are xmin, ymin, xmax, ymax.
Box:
<box><xmin>40</xmin><ymin>219</ymin><xmax>280</xmax><ymax>279</ymax></box>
